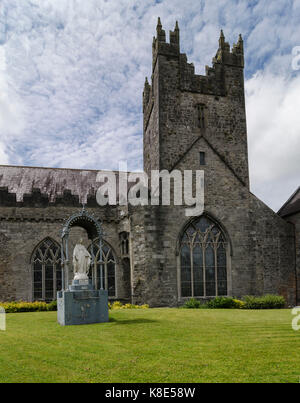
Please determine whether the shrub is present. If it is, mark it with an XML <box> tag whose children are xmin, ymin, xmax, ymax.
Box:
<box><xmin>232</xmin><ymin>299</ymin><xmax>245</xmax><ymax>309</ymax></box>
<box><xmin>206</xmin><ymin>297</ymin><xmax>240</xmax><ymax>309</ymax></box>
<box><xmin>0</xmin><ymin>301</ymin><xmax>53</xmax><ymax>313</ymax></box>
<box><xmin>109</xmin><ymin>301</ymin><xmax>149</xmax><ymax>310</ymax></box>
<box><xmin>47</xmin><ymin>300</ymin><xmax>57</xmax><ymax>311</ymax></box>
<box><xmin>120</xmin><ymin>303</ymin><xmax>149</xmax><ymax>309</ymax></box>
<box><xmin>242</xmin><ymin>295</ymin><xmax>285</xmax><ymax>309</ymax></box>
<box><xmin>183</xmin><ymin>297</ymin><xmax>245</xmax><ymax>309</ymax></box>
<box><xmin>182</xmin><ymin>298</ymin><xmax>202</xmax><ymax>309</ymax></box>
<box><xmin>182</xmin><ymin>295</ymin><xmax>285</xmax><ymax>309</ymax></box>
<box><xmin>110</xmin><ymin>301</ymin><xmax>123</xmax><ymax>310</ymax></box>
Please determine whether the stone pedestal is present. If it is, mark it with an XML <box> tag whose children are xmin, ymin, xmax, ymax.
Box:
<box><xmin>57</xmin><ymin>279</ymin><xmax>109</xmax><ymax>326</ymax></box>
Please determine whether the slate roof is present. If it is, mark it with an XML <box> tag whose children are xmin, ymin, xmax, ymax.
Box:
<box><xmin>0</xmin><ymin>165</ymin><xmax>137</xmax><ymax>205</ymax></box>
<box><xmin>278</xmin><ymin>187</ymin><xmax>300</xmax><ymax>217</ymax></box>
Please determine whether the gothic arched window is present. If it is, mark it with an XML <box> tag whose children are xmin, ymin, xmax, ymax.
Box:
<box><xmin>180</xmin><ymin>215</ymin><xmax>228</xmax><ymax>298</ymax></box>
<box><xmin>32</xmin><ymin>238</ymin><xmax>62</xmax><ymax>301</ymax></box>
<box><xmin>88</xmin><ymin>241</ymin><xmax>116</xmax><ymax>297</ymax></box>
<box><xmin>120</xmin><ymin>232</ymin><xmax>129</xmax><ymax>256</ymax></box>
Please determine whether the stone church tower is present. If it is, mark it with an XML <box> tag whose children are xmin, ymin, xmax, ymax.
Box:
<box><xmin>0</xmin><ymin>20</ymin><xmax>298</xmax><ymax>306</ymax></box>
<box><xmin>136</xmin><ymin>19</ymin><xmax>297</xmax><ymax>306</ymax></box>
<box><xmin>144</xmin><ymin>20</ymin><xmax>248</xmax><ymax>187</ymax></box>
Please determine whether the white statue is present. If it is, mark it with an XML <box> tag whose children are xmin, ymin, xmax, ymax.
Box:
<box><xmin>73</xmin><ymin>238</ymin><xmax>91</xmax><ymax>281</ymax></box>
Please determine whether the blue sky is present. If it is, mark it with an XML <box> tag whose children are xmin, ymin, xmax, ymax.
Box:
<box><xmin>0</xmin><ymin>0</ymin><xmax>300</xmax><ymax>211</ymax></box>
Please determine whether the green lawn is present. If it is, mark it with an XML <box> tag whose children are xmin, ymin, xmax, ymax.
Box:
<box><xmin>0</xmin><ymin>308</ymin><xmax>299</xmax><ymax>383</ymax></box>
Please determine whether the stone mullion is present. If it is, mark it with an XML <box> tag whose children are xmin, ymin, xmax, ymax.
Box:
<box><xmin>104</xmin><ymin>261</ymin><xmax>108</xmax><ymax>291</ymax></box>
<box><xmin>94</xmin><ymin>251</ymin><xmax>98</xmax><ymax>290</ymax></box>
<box><xmin>203</xmin><ymin>243</ymin><xmax>206</xmax><ymax>298</ymax></box>
<box><xmin>53</xmin><ymin>262</ymin><xmax>57</xmax><ymax>300</ymax></box>
<box><xmin>214</xmin><ymin>244</ymin><xmax>218</xmax><ymax>297</ymax></box>
<box><xmin>42</xmin><ymin>261</ymin><xmax>45</xmax><ymax>301</ymax></box>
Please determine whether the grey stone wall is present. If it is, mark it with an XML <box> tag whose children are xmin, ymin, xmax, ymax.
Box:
<box><xmin>130</xmin><ymin>136</ymin><xmax>296</xmax><ymax>306</ymax></box>
<box><xmin>0</xmin><ymin>206</ymin><xmax>131</xmax><ymax>302</ymax></box>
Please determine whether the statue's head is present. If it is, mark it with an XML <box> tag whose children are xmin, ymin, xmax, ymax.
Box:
<box><xmin>79</xmin><ymin>238</ymin><xmax>83</xmax><ymax>244</ymax></box>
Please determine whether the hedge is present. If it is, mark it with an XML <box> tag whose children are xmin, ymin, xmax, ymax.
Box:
<box><xmin>0</xmin><ymin>300</ymin><xmax>149</xmax><ymax>313</ymax></box>
<box><xmin>182</xmin><ymin>295</ymin><xmax>286</xmax><ymax>309</ymax></box>
<box><xmin>0</xmin><ymin>300</ymin><xmax>57</xmax><ymax>313</ymax></box>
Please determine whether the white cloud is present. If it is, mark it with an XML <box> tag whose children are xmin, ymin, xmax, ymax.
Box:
<box><xmin>0</xmin><ymin>47</ymin><xmax>25</xmax><ymax>163</ymax></box>
<box><xmin>0</xmin><ymin>0</ymin><xmax>299</xmax><ymax>209</ymax></box>
<box><xmin>246</xmin><ymin>71</ymin><xmax>300</xmax><ymax>211</ymax></box>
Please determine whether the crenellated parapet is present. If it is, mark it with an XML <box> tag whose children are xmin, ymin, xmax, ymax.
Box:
<box><xmin>0</xmin><ymin>186</ymin><xmax>93</xmax><ymax>208</ymax></box>
<box><xmin>143</xmin><ymin>19</ymin><xmax>245</xmax><ymax>116</ymax></box>
<box><xmin>179</xmin><ymin>53</ymin><xmax>226</xmax><ymax>96</ymax></box>
<box><xmin>53</xmin><ymin>190</ymin><xmax>80</xmax><ymax>207</ymax></box>
<box><xmin>0</xmin><ymin>187</ymin><xmax>17</xmax><ymax>206</ymax></box>
<box><xmin>213</xmin><ymin>30</ymin><xmax>244</xmax><ymax>68</ymax></box>
<box><xmin>23</xmin><ymin>188</ymin><xmax>52</xmax><ymax>207</ymax></box>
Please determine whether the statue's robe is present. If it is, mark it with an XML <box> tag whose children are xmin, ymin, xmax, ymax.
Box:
<box><xmin>73</xmin><ymin>244</ymin><xmax>91</xmax><ymax>277</ymax></box>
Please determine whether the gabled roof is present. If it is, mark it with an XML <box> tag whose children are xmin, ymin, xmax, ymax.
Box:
<box><xmin>278</xmin><ymin>187</ymin><xmax>300</xmax><ymax>217</ymax></box>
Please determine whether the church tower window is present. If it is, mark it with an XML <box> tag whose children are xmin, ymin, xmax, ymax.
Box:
<box><xmin>200</xmin><ymin>151</ymin><xmax>206</xmax><ymax>165</ymax></box>
<box><xmin>197</xmin><ymin>104</ymin><xmax>206</xmax><ymax>129</ymax></box>
<box><xmin>180</xmin><ymin>215</ymin><xmax>228</xmax><ymax>298</ymax></box>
